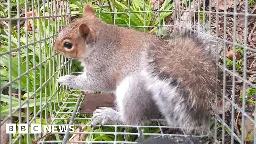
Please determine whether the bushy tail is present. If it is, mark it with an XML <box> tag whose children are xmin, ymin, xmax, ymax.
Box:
<box><xmin>171</xmin><ymin>1</ymin><xmax>222</xmax><ymax>59</ymax></box>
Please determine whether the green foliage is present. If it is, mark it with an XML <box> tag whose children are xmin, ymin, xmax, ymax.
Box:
<box><xmin>69</xmin><ymin>0</ymin><xmax>173</xmax><ymax>32</ymax></box>
<box><xmin>0</xmin><ymin>0</ymin><xmax>71</xmax><ymax>132</ymax></box>
<box><xmin>182</xmin><ymin>0</ymin><xmax>193</xmax><ymax>7</ymax></box>
<box><xmin>0</xmin><ymin>22</ymin><xmax>62</xmax><ymax>116</ymax></box>
<box><xmin>225</xmin><ymin>58</ymin><xmax>243</xmax><ymax>71</ymax></box>
<box><xmin>224</xmin><ymin>47</ymin><xmax>244</xmax><ymax>71</ymax></box>
<box><xmin>0</xmin><ymin>0</ymin><xmax>174</xmax><ymax>143</ymax></box>
<box><xmin>248</xmin><ymin>0</ymin><xmax>256</xmax><ymax>6</ymax></box>
<box><xmin>239</xmin><ymin>88</ymin><xmax>256</xmax><ymax>104</ymax></box>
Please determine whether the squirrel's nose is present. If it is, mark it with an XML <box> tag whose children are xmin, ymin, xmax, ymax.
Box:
<box><xmin>54</xmin><ymin>48</ymin><xmax>59</xmax><ymax>53</ymax></box>
<box><xmin>53</xmin><ymin>42</ymin><xmax>59</xmax><ymax>52</ymax></box>
<box><xmin>53</xmin><ymin>46</ymin><xmax>59</xmax><ymax>53</ymax></box>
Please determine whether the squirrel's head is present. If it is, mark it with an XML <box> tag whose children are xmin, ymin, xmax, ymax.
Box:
<box><xmin>53</xmin><ymin>4</ymin><xmax>97</xmax><ymax>59</ymax></box>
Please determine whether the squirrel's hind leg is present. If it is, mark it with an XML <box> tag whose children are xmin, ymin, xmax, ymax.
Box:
<box><xmin>115</xmin><ymin>75</ymin><xmax>161</xmax><ymax>125</ymax></box>
<box><xmin>91</xmin><ymin>74</ymin><xmax>161</xmax><ymax>127</ymax></box>
<box><xmin>91</xmin><ymin>107</ymin><xmax>123</xmax><ymax>127</ymax></box>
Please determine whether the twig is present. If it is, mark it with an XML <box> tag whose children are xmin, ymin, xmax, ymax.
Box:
<box><xmin>68</xmin><ymin>124</ymin><xmax>87</xmax><ymax>142</ymax></box>
<box><xmin>0</xmin><ymin>21</ymin><xmax>8</xmax><ymax>28</ymax></box>
<box><xmin>148</xmin><ymin>27</ymin><xmax>157</xmax><ymax>33</ymax></box>
<box><xmin>247</xmin><ymin>53</ymin><xmax>256</xmax><ymax>59</ymax></box>
<box><xmin>248</xmin><ymin>22</ymin><xmax>256</xmax><ymax>48</ymax></box>
<box><xmin>226</xmin><ymin>28</ymin><xmax>234</xmax><ymax>42</ymax></box>
<box><xmin>250</xmin><ymin>5</ymin><xmax>256</xmax><ymax>14</ymax></box>
<box><xmin>247</xmin><ymin>70</ymin><xmax>256</xmax><ymax>75</ymax></box>
<box><xmin>35</xmin><ymin>132</ymin><xmax>53</xmax><ymax>143</ymax></box>
<box><xmin>249</xmin><ymin>59</ymin><xmax>256</xmax><ymax>69</ymax></box>
<box><xmin>235</xmin><ymin>111</ymin><xmax>241</xmax><ymax>137</ymax></box>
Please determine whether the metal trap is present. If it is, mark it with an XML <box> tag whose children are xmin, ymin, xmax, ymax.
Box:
<box><xmin>0</xmin><ymin>0</ymin><xmax>255</xmax><ymax>143</ymax></box>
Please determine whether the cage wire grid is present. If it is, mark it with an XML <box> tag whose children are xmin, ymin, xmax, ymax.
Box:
<box><xmin>0</xmin><ymin>0</ymin><xmax>255</xmax><ymax>144</ymax></box>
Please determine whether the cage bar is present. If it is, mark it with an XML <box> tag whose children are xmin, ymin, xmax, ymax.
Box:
<box><xmin>0</xmin><ymin>0</ymin><xmax>255</xmax><ymax>143</ymax></box>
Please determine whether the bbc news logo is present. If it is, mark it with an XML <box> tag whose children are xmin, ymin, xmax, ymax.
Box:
<box><xmin>6</xmin><ymin>124</ymin><xmax>75</xmax><ymax>134</ymax></box>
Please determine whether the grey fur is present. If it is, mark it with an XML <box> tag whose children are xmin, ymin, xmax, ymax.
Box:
<box><xmin>55</xmin><ymin>5</ymin><xmax>218</xmax><ymax>134</ymax></box>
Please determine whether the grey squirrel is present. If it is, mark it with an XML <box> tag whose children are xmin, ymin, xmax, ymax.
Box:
<box><xmin>53</xmin><ymin>4</ymin><xmax>218</xmax><ymax>133</ymax></box>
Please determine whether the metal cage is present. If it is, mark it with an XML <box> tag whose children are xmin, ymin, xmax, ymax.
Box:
<box><xmin>0</xmin><ymin>0</ymin><xmax>255</xmax><ymax>143</ymax></box>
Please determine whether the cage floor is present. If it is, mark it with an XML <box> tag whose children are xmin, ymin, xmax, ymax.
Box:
<box><xmin>39</xmin><ymin>90</ymin><xmax>214</xmax><ymax>144</ymax></box>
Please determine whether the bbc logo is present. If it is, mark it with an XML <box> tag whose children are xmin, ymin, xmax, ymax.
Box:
<box><xmin>6</xmin><ymin>124</ymin><xmax>41</xmax><ymax>134</ymax></box>
<box><xmin>6</xmin><ymin>124</ymin><xmax>74</xmax><ymax>134</ymax></box>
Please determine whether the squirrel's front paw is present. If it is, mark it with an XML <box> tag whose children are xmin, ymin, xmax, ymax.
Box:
<box><xmin>57</xmin><ymin>75</ymin><xmax>76</xmax><ymax>88</ymax></box>
<box><xmin>91</xmin><ymin>107</ymin><xmax>122</xmax><ymax>127</ymax></box>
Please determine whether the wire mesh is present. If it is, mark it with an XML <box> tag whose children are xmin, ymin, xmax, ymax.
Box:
<box><xmin>0</xmin><ymin>0</ymin><xmax>255</xmax><ymax>144</ymax></box>
<box><xmin>0</xmin><ymin>0</ymin><xmax>72</xmax><ymax>143</ymax></box>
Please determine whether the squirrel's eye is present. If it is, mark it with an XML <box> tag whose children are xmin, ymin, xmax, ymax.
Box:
<box><xmin>64</xmin><ymin>42</ymin><xmax>73</xmax><ymax>49</ymax></box>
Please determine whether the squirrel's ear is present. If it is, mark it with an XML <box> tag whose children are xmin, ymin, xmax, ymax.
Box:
<box><xmin>83</xmin><ymin>4</ymin><xmax>96</xmax><ymax>19</ymax></box>
<box><xmin>79</xmin><ymin>23</ymin><xmax>94</xmax><ymax>42</ymax></box>
<box><xmin>79</xmin><ymin>23</ymin><xmax>90</xmax><ymax>37</ymax></box>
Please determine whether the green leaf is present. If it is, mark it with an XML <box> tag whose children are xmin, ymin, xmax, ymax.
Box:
<box><xmin>101</xmin><ymin>135</ymin><xmax>114</xmax><ymax>141</ymax></box>
<box><xmin>247</xmin><ymin>88</ymin><xmax>256</xmax><ymax>96</ymax></box>
<box><xmin>1</xmin><ymin>96</ymin><xmax>46</xmax><ymax>116</ymax></box>
<box><xmin>1</xmin><ymin>94</ymin><xmax>20</xmax><ymax>103</ymax></box>
<box><xmin>22</xmin><ymin>92</ymin><xmax>34</xmax><ymax>99</ymax></box>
